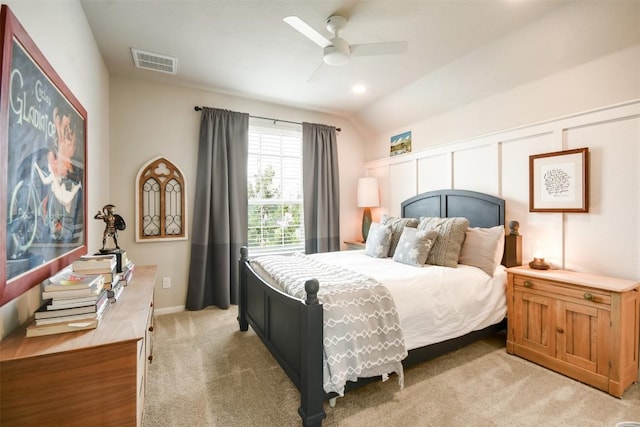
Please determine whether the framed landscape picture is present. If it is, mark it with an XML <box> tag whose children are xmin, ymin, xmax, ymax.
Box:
<box><xmin>390</xmin><ymin>131</ymin><xmax>411</xmax><ymax>157</ymax></box>
<box><xmin>529</xmin><ymin>147</ymin><xmax>589</xmax><ymax>213</ymax></box>
<box><xmin>1</xmin><ymin>5</ymin><xmax>88</xmax><ymax>305</ymax></box>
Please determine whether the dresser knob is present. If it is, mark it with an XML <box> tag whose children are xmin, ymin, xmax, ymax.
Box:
<box><xmin>583</xmin><ymin>293</ymin><xmax>593</xmax><ymax>301</ymax></box>
<box><xmin>523</xmin><ymin>280</ymin><xmax>533</xmax><ymax>288</ymax></box>
<box><xmin>148</xmin><ymin>326</ymin><xmax>154</xmax><ymax>332</ymax></box>
<box><xmin>148</xmin><ymin>355</ymin><xmax>153</xmax><ymax>363</ymax></box>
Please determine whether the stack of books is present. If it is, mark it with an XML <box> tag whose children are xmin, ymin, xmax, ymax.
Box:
<box><xmin>96</xmin><ymin>250</ymin><xmax>128</xmax><ymax>273</ymax></box>
<box><xmin>26</xmin><ymin>266</ymin><xmax>109</xmax><ymax>337</ymax></box>
<box><xmin>73</xmin><ymin>254</ymin><xmax>118</xmax><ymax>289</ymax></box>
<box><xmin>108</xmin><ymin>260</ymin><xmax>136</xmax><ymax>302</ymax></box>
<box><xmin>81</xmin><ymin>251</ymin><xmax>136</xmax><ymax>302</ymax></box>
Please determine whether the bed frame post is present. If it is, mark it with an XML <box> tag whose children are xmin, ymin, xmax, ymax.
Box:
<box><xmin>238</xmin><ymin>246</ymin><xmax>249</xmax><ymax>332</ymax></box>
<box><xmin>298</xmin><ymin>279</ymin><xmax>326</xmax><ymax>427</ymax></box>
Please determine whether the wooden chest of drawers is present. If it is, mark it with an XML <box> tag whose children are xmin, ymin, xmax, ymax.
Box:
<box><xmin>506</xmin><ymin>266</ymin><xmax>639</xmax><ymax>397</ymax></box>
<box><xmin>0</xmin><ymin>265</ymin><xmax>157</xmax><ymax>426</ymax></box>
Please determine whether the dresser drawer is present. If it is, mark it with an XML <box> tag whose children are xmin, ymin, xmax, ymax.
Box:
<box><xmin>513</xmin><ymin>274</ymin><xmax>611</xmax><ymax>306</ymax></box>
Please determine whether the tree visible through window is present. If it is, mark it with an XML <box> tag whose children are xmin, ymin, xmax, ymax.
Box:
<box><xmin>248</xmin><ymin>123</ymin><xmax>304</xmax><ymax>254</ymax></box>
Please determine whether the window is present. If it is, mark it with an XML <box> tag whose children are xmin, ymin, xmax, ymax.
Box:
<box><xmin>248</xmin><ymin>121</ymin><xmax>304</xmax><ymax>254</ymax></box>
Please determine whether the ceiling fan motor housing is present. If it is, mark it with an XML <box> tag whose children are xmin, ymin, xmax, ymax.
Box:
<box><xmin>326</xmin><ymin>15</ymin><xmax>347</xmax><ymax>33</ymax></box>
<box><xmin>324</xmin><ymin>37</ymin><xmax>350</xmax><ymax>65</ymax></box>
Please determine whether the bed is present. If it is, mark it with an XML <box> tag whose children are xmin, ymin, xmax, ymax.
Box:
<box><xmin>238</xmin><ymin>189</ymin><xmax>520</xmax><ymax>427</ymax></box>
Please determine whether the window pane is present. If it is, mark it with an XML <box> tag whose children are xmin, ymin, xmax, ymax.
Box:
<box><xmin>247</xmin><ymin>123</ymin><xmax>303</xmax><ymax>253</ymax></box>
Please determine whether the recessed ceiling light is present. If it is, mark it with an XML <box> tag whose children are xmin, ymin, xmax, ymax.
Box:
<box><xmin>352</xmin><ymin>84</ymin><xmax>367</xmax><ymax>94</ymax></box>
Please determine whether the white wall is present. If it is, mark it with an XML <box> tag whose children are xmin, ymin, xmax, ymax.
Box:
<box><xmin>109</xmin><ymin>77</ymin><xmax>367</xmax><ymax>311</ymax></box>
<box><xmin>366</xmin><ymin>101</ymin><xmax>640</xmax><ymax>281</ymax></box>
<box><xmin>367</xmin><ymin>45</ymin><xmax>640</xmax><ymax>161</ymax></box>
<box><xmin>1</xmin><ymin>0</ymin><xmax>110</xmax><ymax>339</ymax></box>
<box><xmin>364</xmin><ymin>38</ymin><xmax>640</xmax><ymax>282</ymax></box>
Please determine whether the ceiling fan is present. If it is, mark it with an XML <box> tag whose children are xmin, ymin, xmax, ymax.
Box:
<box><xmin>284</xmin><ymin>15</ymin><xmax>408</xmax><ymax>68</ymax></box>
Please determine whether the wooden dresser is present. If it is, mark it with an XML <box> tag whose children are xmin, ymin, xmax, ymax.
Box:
<box><xmin>0</xmin><ymin>265</ymin><xmax>157</xmax><ymax>426</ymax></box>
<box><xmin>506</xmin><ymin>266</ymin><xmax>639</xmax><ymax>397</ymax></box>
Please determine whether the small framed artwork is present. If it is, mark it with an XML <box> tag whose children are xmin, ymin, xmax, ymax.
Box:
<box><xmin>390</xmin><ymin>131</ymin><xmax>411</xmax><ymax>157</ymax></box>
<box><xmin>1</xmin><ymin>5</ymin><xmax>88</xmax><ymax>305</ymax></box>
<box><xmin>529</xmin><ymin>147</ymin><xmax>589</xmax><ymax>213</ymax></box>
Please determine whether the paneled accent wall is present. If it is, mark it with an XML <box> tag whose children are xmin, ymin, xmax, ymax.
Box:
<box><xmin>365</xmin><ymin>101</ymin><xmax>640</xmax><ymax>281</ymax></box>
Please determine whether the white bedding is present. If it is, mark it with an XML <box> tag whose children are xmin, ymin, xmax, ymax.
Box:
<box><xmin>309</xmin><ymin>250</ymin><xmax>507</xmax><ymax>350</ymax></box>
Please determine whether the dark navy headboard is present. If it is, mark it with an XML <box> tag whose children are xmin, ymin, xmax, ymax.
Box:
<box><xmin>401</xmin><ymin>189</ymin><xmax>505</xmax><ymax>228</ymax></box>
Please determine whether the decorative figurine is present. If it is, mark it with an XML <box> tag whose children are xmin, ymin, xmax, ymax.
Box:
<box><xmin>94</xmin><ymin>204</ymin><xmax>126</xmax><ymax>252</ymax></box>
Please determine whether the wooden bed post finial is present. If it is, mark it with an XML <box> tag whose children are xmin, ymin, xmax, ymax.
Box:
<box><xmin>305</xmin><ymin>279</ymin><xmax>319</xmax><ymax>305</ymax></box>
<box><xmin>503</xmin><ymin>222</ymin><xmax>522</xmax><ymax>267</ymax></box>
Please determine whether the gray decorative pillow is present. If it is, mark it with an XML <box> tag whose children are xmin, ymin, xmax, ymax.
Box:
<box><xmin>418</xmin><ymin>217</ymin><xmax>470</xmax><ymax>268</ymax></box>
<box><xmin>364</xmin><ymin>222</ymin><xmax>393</xmax><ymax>258</ymax></box>
<box><xmin>458</xmin><ymin>226</ymin><xmax>505</xmax><ymax>276</ymax></box>
<box><xmin>392</xmin><ymin>228</ymin><xmax>438</xmax><ymax>267</ymax></box>
<box><xmin>381</xmin><ymin>215</ymin><xmax>419</xmax><ymax>257</ymax></box>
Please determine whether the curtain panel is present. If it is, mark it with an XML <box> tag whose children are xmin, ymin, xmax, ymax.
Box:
<box><xmin>186</xmin><ymin>108</ymin><xmax>249</xmax><ymax>310</ymax></box>
<box><xmin>302</xmin><ymin>122</ymin><xmax>341</xmax><ymax>254</ymax></box>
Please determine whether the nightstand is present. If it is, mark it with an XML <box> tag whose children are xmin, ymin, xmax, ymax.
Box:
<box><xmin>506</xmin><ymin>265</ymin><xmax>639</xmax><ymax>397</ymax></box>
<box><xmin>343</xmin><ymin>240</ymin><xmax>365</xmax><ymax>250</ymax></box>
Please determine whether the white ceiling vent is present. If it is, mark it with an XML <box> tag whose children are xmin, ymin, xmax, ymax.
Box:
<box><xmin>131</xmin><ymin>48</ymin><xmax>177</xmax><ymax>74</ymax></box>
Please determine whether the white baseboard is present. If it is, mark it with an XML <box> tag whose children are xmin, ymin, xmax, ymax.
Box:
<box><xmin>154</xmin><ymin>305</ymin><xmax>185</xmax><ymax>316</ymax></box>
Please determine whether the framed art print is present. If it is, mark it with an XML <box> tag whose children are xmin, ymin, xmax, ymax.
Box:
<box><xmin>1</xmin><ymin>5</ymin><xmax>88</xmax><ymax>305</ymax></box>
<box><xmin>390</xmin><ymin>131</ymin><xmax>411</xmax><ymax>157</ymax></box>
<box><xmin>529</xmin><ymin>147</ymin><xmax>589</xmax><ymax>213</ymax></box>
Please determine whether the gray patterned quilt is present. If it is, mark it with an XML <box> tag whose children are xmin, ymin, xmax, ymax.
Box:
<box><xmin>252</xmin><ymin>252</ymin><xmax>407</xmax><ymax>396</ymax></box>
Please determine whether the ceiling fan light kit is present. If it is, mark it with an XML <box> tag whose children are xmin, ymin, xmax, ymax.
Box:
<box><xmin>324</xmin><ymin>38</ymin><xmax>350</xmax><ymax>65</ymax></box>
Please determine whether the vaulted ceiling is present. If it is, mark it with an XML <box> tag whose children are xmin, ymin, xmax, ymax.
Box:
<box><xmin>80</xmin><ymin>0</ymin><xmax>640</xmax><ymax>134</ymax></box>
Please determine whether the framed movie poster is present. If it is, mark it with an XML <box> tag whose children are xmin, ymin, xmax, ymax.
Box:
<box><xmin>1</xmin><ymin>5</ymin><xmax>87</xmax><ymax>305</ymax></box>
<box><xmin>529</xmin><ymin>147</ymin><xmax>589</xmax><ymax>213</ymax></box>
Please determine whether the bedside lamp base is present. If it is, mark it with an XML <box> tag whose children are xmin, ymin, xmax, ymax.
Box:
<box><xmin>362</xmin><ymin>207</ymin><xmax>372</xmax><ymax>242</ymax></box>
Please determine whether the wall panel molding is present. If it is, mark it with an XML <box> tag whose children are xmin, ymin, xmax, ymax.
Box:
<box><xmin>366</xmin><ymin>100</ymin><xmax>640</xmax><ymax>280</ymax></box>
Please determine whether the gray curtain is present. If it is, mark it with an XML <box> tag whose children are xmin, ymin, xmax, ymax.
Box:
<box><xmin>186</xmin><ymin>108</ymin><xmax>249</xmax><ymax>310</ymax></box>
<box><xmin>302</xmin><ymin>122</ymin><xmax>340</xmax><ymax>254</ymax></box>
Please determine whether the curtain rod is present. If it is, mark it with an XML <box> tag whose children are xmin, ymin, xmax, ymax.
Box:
<box><xmin>193</xmin><ymin>106</ymin><xmax>341</xmax><ymax>132</ymax></box>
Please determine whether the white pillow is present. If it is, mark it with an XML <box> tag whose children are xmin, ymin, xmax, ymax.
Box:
<box><xmin>458</xmin><ymin>226</ymin><xmax>505</xmax><ymax>276</ymax></box>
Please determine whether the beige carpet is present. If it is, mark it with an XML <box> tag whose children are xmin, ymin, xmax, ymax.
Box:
<box><xmin>143</xmin><ymin>307</ymin><xmax>640</xmax><ymax>427</ymax></box>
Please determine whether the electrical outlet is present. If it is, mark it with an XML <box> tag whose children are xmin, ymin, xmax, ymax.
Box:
<box><xmin>162</xmin><ymin>277</ymin><xmax>171</xmax><ymax>289</ymax></box>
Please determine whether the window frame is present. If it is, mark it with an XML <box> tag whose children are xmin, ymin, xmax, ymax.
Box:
<box><xmin>247</xmin><ymin>120</ymin><xmax>304</xmax><ymax>255</ymax></box>
<box><xmin>135</xmin><ymin>156</ymin><xmax>187</xmax><ymax>242</ymax></box>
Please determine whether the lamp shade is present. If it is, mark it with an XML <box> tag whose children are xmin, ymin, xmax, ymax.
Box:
<box><xmin>357</xmin><ymin>177</ymin><xmax>380</xmax><ymax>208</ymax></box>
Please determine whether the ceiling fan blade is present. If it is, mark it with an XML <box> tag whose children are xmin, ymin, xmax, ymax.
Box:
<box><xmin>283</xmin><ymin>16</ymin><xmax>331</xmax><ymax>48</ymax></box>
<box><xmin>350</xmin><ymin>41</ymin><xmax>408</xmax><ymax>57</ymax></box>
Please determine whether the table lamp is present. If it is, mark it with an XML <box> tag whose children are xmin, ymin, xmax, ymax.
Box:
<box><xmin>357</xmin><ymin>177</ymin><xmax>380</xmax><ymax>241</ymax></box>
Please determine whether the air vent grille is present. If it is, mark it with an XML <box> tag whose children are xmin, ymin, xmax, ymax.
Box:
<box><xmin>131</xmin><ymin>48</ymin><xmax>177</xmax><ymax>74</ymax></box>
